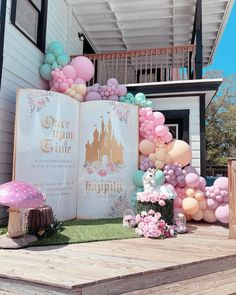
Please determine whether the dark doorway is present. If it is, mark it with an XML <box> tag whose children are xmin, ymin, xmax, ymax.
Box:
<box><xmin>0</xmin><ymin>0</ymin><xmax>6</xmax><ymax>88</ymax></box>
<box><xmin>157</xmin><ymin>109</ymin><xmax>190</xmax><ymax>143</ymax></box>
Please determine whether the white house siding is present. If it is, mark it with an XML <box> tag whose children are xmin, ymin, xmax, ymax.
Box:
<box><xmin>0</xmin><ymin>0</ymin><xmax>83</xmax><ymax>186</ymax></box>
<box><xmin>151</xmin><ymin>96</ymin><xmax>201</xmax><ymax>174</ymax></box>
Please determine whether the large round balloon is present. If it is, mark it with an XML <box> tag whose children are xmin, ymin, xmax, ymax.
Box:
<box><xmin>133</xmin><ymin>170</ymin><xmax>144</xmax><ymax>187</ymax></box>
<box><xmin>182</xmin><ymin>198</ymin><xmax>199</xmax><ymax>215</ymax></box>
<box><xmin>85</xmin><ymin>92</ymin><xmax>102</xmax><ymax>101</ymax></box>
<box><xmin>139</xmin><ymin>139</ymin><xmax>155</xmax><ymax>156</ymax></box>
<box><xmin>167</xmin><ymin>140</ymin><xmax>192</xmax><ymax>166</ymax></box>
<box><xmin>203</xmin><ymin>208</ymin><xmax>217</xmax><ymax>223</ymax></box>
<box><xmin>71</xmin><ymin>56</ymin><xmax>94</xmax><ymax>82</ymax></box>
<box><xmin>214</xmin><ymin>177</ymin><xmax>228</xmax><ymax>191</ymax></box>
<box><xmin>215</xmin><ymin>203</ymin><xmax>229</xmax><ymax>223</ymax></box>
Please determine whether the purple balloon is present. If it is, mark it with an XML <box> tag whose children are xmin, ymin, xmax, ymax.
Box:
<box><xmin>107</xmin><ymin>78</ymin><xmax>119</xmax><ymax>87</ymax></box>
<box><xmin>207</xmin><ymin>198</ymin><xmax>219</xmax><ymax>210</ymax></box>
<box><xmin>90</xmin><ymin>83</ymin><xmax>100</xmax><ymax>92</ymax></box>
<box><xmin>117</xmin><ymin>85</ymin><xmax>127</xmax><ymax>96</ymax></box>
<box><xmin>214</xmin><ymin>177</ymin><xmax>228</xmax><ymax>190</ymax></box>
<box><xmin>85</xmin><ymin>92</ymin><xmax>102</xmax><ymax>101</ymax></box>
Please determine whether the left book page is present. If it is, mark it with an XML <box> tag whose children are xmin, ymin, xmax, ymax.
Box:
<box><xmin>13</xmin><ymin>89</ymin><xmax>80</xmax><ymax>220</ymax></box>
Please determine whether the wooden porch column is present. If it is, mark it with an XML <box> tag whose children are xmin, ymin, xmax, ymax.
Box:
<box><xmin>228</xmin><ymin>158</ymin><xmax>236</xmax><ymax>239</ymax></box>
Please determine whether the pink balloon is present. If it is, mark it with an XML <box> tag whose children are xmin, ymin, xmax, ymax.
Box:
<box><xmin>162</xmin><ymin>132</ymin><xmax>173</xmax><ymax>143</ymax></box>
<box><xmin>49</xmin><ymin>80</ymin><xmax>53</xmax><ymax>88</ymax></box>
<box><xmin>67</xmin><ymin>78</ymin><xmax>74</xmax><ymax>86</ymax></box>
<box><xmin>185</xmin><ymin>173</ymin><xmax>200</xmax><ymax>188</ymax></box>
<box><xmin>60</xmin><ymin>82</ymin><xmax>69</xmax><ymax>92</ymax></box>
<box><xmin>117</xmin><ymin>85</ymin><xmax>127</xmax><ymax>96</ymax></box>
<box><xmin>74</xmin><ymin>78</ymin><xmax>86</xmax><ymax>85</ymax></box>
<box><xmin>215</xmin><ymin>203</ymin><xmax>229</xmax><ymax>223</ymax></box>
<box><xmin>53</xmin><ymin>82</ymin><xmax>60</xmax><ymax>91</ymax></box>
<box><xmin>153</xmin><ymin>112</ymin><xmax>165</xmax><ymax>125</ymax></box>
<box><xmin>207</xmin><ymin>198</ymin><xmax>219</xmax><ymax>210</ymax></box>
<box><xmin>214</xmin><ymin>177</ymin><xmax>228</xmax><ymax>191</ymax></box>
<box><xmin>62</xmin><ymin>65</ymin><xmax>76</xmax><ymax>79</ymax></box>
<box><xmin>85</xmin><ymin>92</ymin><xmax>102</xmax><ymax>101</ymax></box>
<box><xmin>155</xmin><ymin>125</ymin><xmax>168</xmax><ymax>137</ymax></box>
<box><xmin>174</xmin><ymin>196</ymin><xmax>182</xmax><ymax>208</ymax></box>
<box><xmin>70</xmin><ymin>56</ymin><xmax>94</xmax><ymax>82</ymax></box>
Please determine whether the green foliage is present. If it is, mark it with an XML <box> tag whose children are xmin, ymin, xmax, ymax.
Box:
<box><xmin>204</xmin><ymin>71</ymin><xmax>236</xmax><ymax>165</ymax></box>
<box><xmin>0</xmin><ymin>226</ymin><xmax>7</xmax><ymax>235</ymax></box>
<box><xmin>27</xmin><ymin>217</ymin><xmax>64</xmax><ymax>239</ymax></box>
<box><xmin>136</xmin><ymin>200</ymin><xmax>174</xmax><ymax>225</ymax></box>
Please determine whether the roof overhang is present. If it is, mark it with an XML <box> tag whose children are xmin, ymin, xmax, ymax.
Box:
<box><xmin>125</xmin><ymin>78</ymin><xmax>223</xmax><ymax>108</ymax></box>
<box><xmin>69</xmin><ymin>0</ymin><xmax>234</xmax><ymax>65</ymax></box>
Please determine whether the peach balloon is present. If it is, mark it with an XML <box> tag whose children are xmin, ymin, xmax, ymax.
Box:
<box><xmin>198</xmin><ymin>198</ymin><xmax>207</xmax><ymax>210</ymax></box>
<box><xmin>139</xmin><ymin>139</ymin><xmax>155</xmax><ymax>156</ymax></box>
<box><xmin>203</xmin><ymin>209</ymin><xmax>217</xmax><ymax>223</ymax></box>
<box><xmin>182</xmin><ymin>198</ymin><xmax>199</xmax><ymax>215</ymax></box>
<box><xmin>186</xmin><ymin>188</ymin><xmax>195</xmax><ymax>198</ymax></box>
<box><xmin>149</xmin><ymin>153</ymin><xmax>156</xmax><ymax>162</ymax></box>
<box><xmin>167</xmin><ymin>140</ymin><xmax>192</xmax><ymax>166</ymax></box>
<box><xmin>195</xmin><ymin>190</ymin><xmax>204</xmax><ymax>201</ymax></box>
<box><xmin>185</xmin><ymin>213</ymin><xmax>192</xmax><ymax>221</ymax></box>
<box><xmin>155</xmin><ymin>148</ymin><xmax>166</xmax><ymax>161</ymax></box>
<box><xmin>155</xmin><ymin>160</ymin><xmax>164</xmax><ymax>169</ymax></box>
<box><xmin>192</xmin><ymin>210</ymin><xmax>203</xmax><ymax>221</ymax></box>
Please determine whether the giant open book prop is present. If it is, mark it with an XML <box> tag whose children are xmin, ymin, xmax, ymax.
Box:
<box><xmin>13</xmin><ymin>89</ymin><xmax>139</xmax><ymax>220</ymax></box>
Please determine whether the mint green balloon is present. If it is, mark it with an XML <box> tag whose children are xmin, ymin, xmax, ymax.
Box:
<box><xmin>133</xmin><ymin>170</ymin><xmax>144</xmax><ymax>187</ymax></box>
<box><xmin>47</xmin><ymin>41</ymin><xmax>64</xmax><ymax>53</ymax></box>
<box><xmin>57</xmin><ymin>54</ymin><xmax>69</xmax><ymax>66</ymax></box>
<box><xmin>51</xmin><ymin>61</ymin><xmax>59</xmax><ymax>70</ymax></box>
<box><xmin>146</xmin><ymin>100</ymin><xmax>153</xmax><ymax>107</ymax></box>
<box><xmin>154</xmin><ymin>170</ymin><xmax>165</xmax><ymax>185</ymax></box>
<box><xmin>53</xmin><ymin>46</ymin><xmax>64</xmax><ymax>58</ymax></box>
<box><xmin>135</xmin><ymin>92</ymin><xmax>146</xmax><ymax>100</ymax></box>
<box><xmin>39</xmin><ymin>63</ymin><xmax>51</xmax><ymax>80</ymax></box>
<box><xmin>44</xmin><ymin>53</ymin><xmax>56</xmax><ymax>64</ymax></box>
<box><xmin>119</xmin><ymin>96</ymin><xmax>126</xmax><ymax>102</ymax></box>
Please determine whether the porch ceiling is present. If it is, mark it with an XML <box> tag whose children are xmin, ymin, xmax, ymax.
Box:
<box><xmin>69</xmin><ymin>0</ymin><xmax>234</xmax><ymax>65</ymax></box>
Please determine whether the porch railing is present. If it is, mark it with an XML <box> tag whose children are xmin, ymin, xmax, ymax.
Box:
<box><xmin>77</xmin><ymin>44</ymin><xmax>196</xmax><ymax>85</ymax></box>
<box><xmin>228</xmin><ymin>159</ymin><xmax>236</xmax><ymax>239</ymax></box>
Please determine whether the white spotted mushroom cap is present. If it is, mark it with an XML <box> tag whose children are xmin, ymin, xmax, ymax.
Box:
<box><xmin>0</xmin><ymin>181</ymin><xmax>45</xmax><ymax>209</ymax></box>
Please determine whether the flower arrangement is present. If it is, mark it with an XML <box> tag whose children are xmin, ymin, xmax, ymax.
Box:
<box><xmin>136</xmin><ymin>191</ymin><xmax>168</xmax><ymax>206</ymax></box>
<box><xmin>135</xmin><ymin>210</ymin><xmax>175</xmax><ymax>239</ymax></box>
<box><xmin>84</xmin><ymin>161</ymin><xmax>123</xmax><ymax>177</ymax></box>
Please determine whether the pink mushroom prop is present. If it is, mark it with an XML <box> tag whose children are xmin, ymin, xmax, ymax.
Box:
<box><xmin>0</xmin><ymin>181</ymin><xmax>45</xmax><ymax>238</ymax></box>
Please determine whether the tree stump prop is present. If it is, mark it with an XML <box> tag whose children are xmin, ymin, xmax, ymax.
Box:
<box><xmin>24</xmin><ymin>205</ymin><xmax>54</xmax><ymax>231</ymax></box>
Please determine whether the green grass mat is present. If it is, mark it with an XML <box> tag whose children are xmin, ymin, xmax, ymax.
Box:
<box><xmin>0</xmin><ymin>219</ymin><xmax>138</xmax><ymax>246</ymax></box>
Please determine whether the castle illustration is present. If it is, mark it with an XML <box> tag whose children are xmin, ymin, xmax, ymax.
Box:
<box><xmin>85</xmin><ymin>116</ymin><xmax>124</xmax><ymax>164</ymax></box>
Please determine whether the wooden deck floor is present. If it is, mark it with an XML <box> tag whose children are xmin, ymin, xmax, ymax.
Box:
<box><xmin>0</xmin><ymin>222</ymin><xmax>236</xmax><ymax>295</ymax></box>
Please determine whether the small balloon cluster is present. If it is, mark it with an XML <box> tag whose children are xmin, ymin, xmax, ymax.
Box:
<box><xmin>119</xmin><ymin>92</ymin><xmax>153</xmax><ymax>107</ymax></box>
<box><xmin>39</xmin><ymin>41</ymin><xmax>70</xmax><ymax>80</ymax></box>
<box><xmin>164</xmin><ymin>163</ymin><xmax>186</xmax><ymax>188</ymax></box>
<box><xmin>85</xmin><ymin>78</ymin><xmax>127</xmax><ymax>102</ymax></box>
<box><xmin>139</xmin><ymin>155</ymin><xmax>155</xmax><ymax>171</ymax></box>
<box><xmin>205</xmin><ymin>177</ymin><xmax>229</xmax><ymax>223</ymax></box>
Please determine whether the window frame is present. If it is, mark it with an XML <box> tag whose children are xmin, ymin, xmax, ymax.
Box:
<box><xmin>10</xmin><ymin>0</ymin><xmax>48</xmax><ymax>52</ymax></box>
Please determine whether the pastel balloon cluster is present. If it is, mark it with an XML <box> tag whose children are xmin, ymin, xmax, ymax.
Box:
<box><xmin>205</xmin><ymin>177</ymin><xmax>229</xmax><ymax>223</ymax></box>
<box><xmin>119</xmin><ymin>92</ymin><xmax>153</xmax><ymax>107</ymax></box>
<box><xmin>139</xmin><ymin>107</ymin><xmax>172</xmax><ymax>143</ymax></box>
<box><xmin>84</xmin><ymin>78</ymin><xmax>128</xmax><ymax>102</ymax></box>
<box><xmin>164</xmin><ymin>163</ymin><xmax>185</xmax><ymax>188</ymax></box>
<box><xmin>40</xmin><ymin>41</ymin><xmax>70</xmax><ymax>80</ymax></box>
<box><xmin>139</xmin><ymin>155</ymin><xmax>155</xmax><ymax>171</ymax></box>
<box><xmin>65</xmin><ymin>84</ymin><xmax>87</xmax><ymax>102</ymax></box>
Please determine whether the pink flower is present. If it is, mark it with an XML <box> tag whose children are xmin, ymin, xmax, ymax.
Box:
<box><xmin>135</xmin><ymin>214</ymin><xmax>143</xmax><ymax>223</ymax></box>
<box><xmin>135</xmin><ymin>228</ymin><xmax>143</xmax><ymax>236</ymax></box>
<box><xmin>107</xmin><ymin>162</ymin><xmax>115</xmax><ymax>171</ymax></box>
<box><xmin>158</xmin><ymin>199</ymin><xmax>166</xmax><ymax>206</ymax></box>
<box><xmin>140</xmin><ymin>211</ymin><xmax>147</xmax><ymax>217</ymax></box>
<box><xmin>98</xmin><ymin>169</ymin><xmax>107</xmax><ymax>177</ymax></box>
<box><xmin>148</xmin><ymin>209</ymin><xmax>155</xmax><ymax>215</ymax></box>
<box><xmin>87</xmin><ymin>166</ymin><xmax>94</xmax><ymax>174</ymax></box>
<box><xmin>155</xmin><ymin>212</ymin><xmax>162</xmax><ymax>219</ymax></box>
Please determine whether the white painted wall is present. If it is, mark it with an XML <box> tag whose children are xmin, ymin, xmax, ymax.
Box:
<box><xmin>150</xmin><ymin>95</ymin><xmax>201</xmax><ymax>174</ymax></box>
<box><xmin>0</xmin><ymin>0</ymin><xmax>83</xmax><ymax>186</ymax></box>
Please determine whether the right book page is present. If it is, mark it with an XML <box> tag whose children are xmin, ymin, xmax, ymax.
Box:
<box><xmin>77</xmin><ymin>101</ymin><xmax>139</xmax><ymax>219</ymax></box>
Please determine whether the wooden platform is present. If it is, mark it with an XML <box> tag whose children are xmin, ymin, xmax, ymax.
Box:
<box><xmin>0</xmin><ymin>223</ymin><xmax>236</xmax><ymax>295</ymax></box>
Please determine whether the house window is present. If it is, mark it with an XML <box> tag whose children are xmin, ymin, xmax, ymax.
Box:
<box><xmin>11</xmin><ymin>0</ymin><xmax>48</xmax><ymax>52</ymax></box>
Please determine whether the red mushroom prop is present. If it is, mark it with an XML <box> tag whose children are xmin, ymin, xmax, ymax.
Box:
<box><xmin>0</xmin><ymin>181</ymin><xmax>45</xmax><ymax>238</ymax></box>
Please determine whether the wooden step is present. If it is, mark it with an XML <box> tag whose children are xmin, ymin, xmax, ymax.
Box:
<box><xmin>123</xmin><ymin>268</ymin><xmax>236</xmax><ymax>295</ymax></box>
